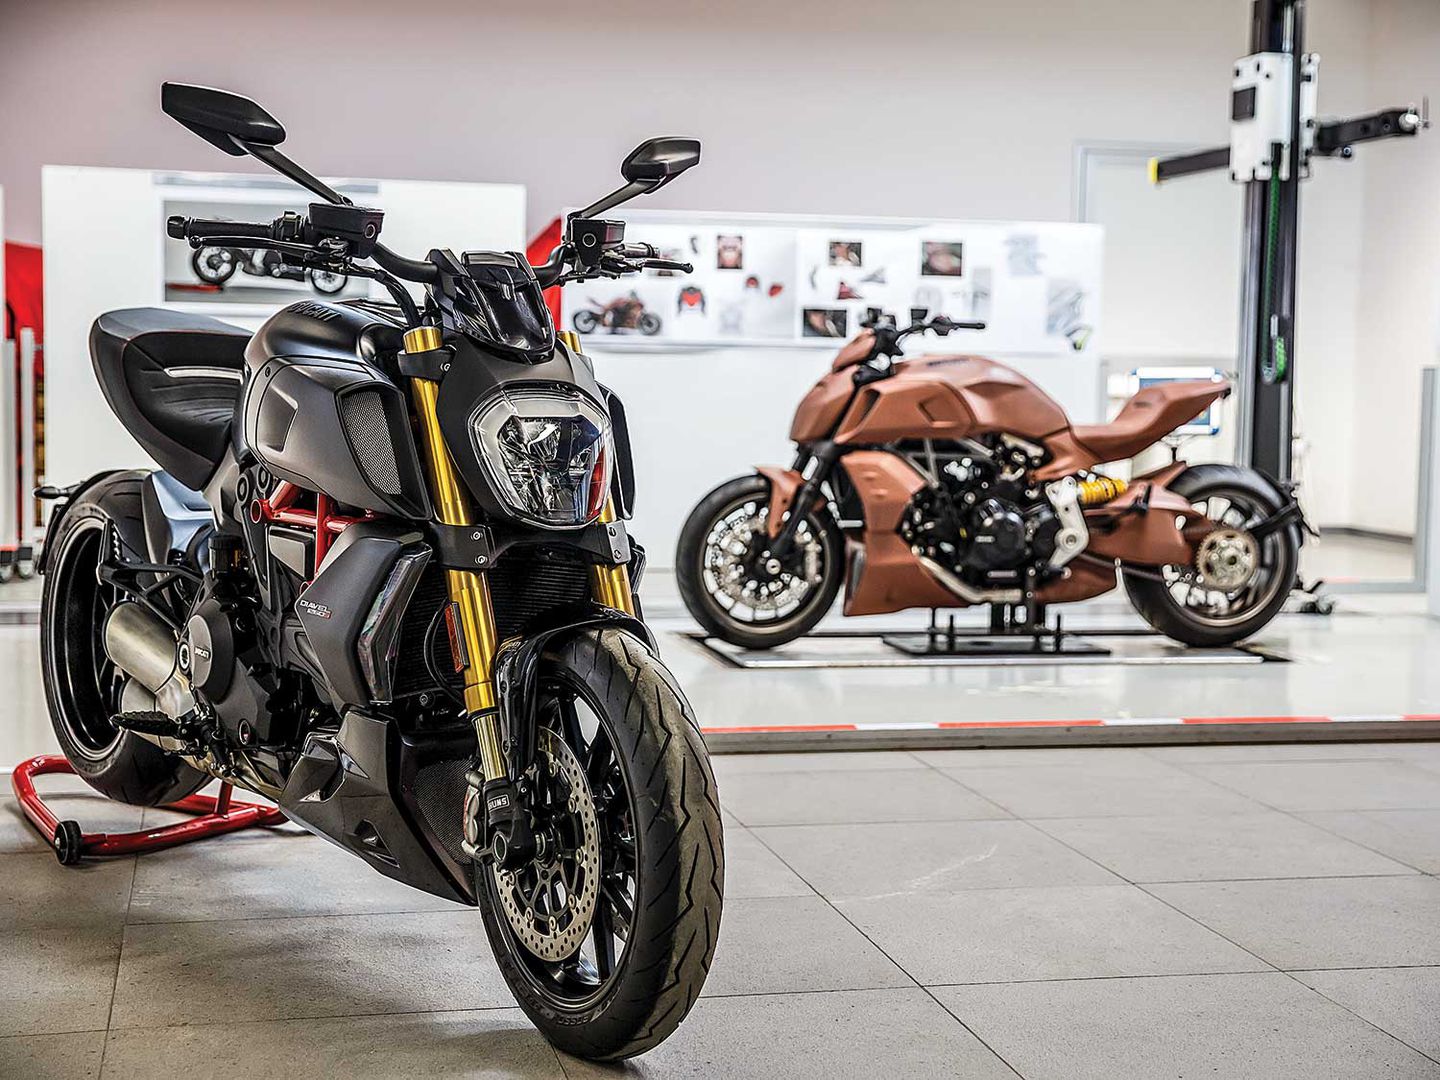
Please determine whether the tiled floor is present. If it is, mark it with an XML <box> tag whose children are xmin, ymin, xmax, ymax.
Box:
<box><xmin>3</xmin><ymin>743</ymin><xmax>1439</xmax><ymax>1078</ymax></box>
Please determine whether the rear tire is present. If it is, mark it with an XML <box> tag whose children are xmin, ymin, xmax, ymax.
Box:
<box><xmin>676</xmin><ymin>474</ymin><xmax>843</xmax><ymax>650</ymax></box>
<box><xmin>476</xmin><ymin>629</ymin><xmax>723</xmax><ymax>1060</ymax></box>
<box><xmin>1122</xmin><ymin>465</ymin><xmax>1299</xmax><ymax>647</ymax></box>
<box><xmin>572</xmin><ymin>310</ymin><xmax>600</xmax><ymax>334</ymax></box>
<box><xmin>40</xmin><ymin>473</ymin><xmax>210</xmax><ymax>806</ymax></box>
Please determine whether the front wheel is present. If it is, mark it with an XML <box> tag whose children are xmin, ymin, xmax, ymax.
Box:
<box><xmin>1122</xmin><ymin>464</ymin><xmax>1300</xmax><ymax>647</ymax></box>
<box><xmin>476</xmin><ymin>629</ymin><xmax>723</xmax><ymax>1061</ymax></box>
<box><xmin>637</xmin><ymin>312</ymin><xmax>662</xmax><ymax>336</ymax></box>
<box><xmin>676</xmin><ymin>474</ymin><xmax>844</xmax><ymax>650</ymax></box>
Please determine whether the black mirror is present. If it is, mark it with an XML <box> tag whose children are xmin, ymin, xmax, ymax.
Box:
<box><xmin>162</xmin><ymin>83</ymin><xmax>286</xmax><ymax>157</ymax></box>
<box><xmin>621</xmin><ymin>137</ymin><xmax>701</xmax><ymax>188</ymax></box>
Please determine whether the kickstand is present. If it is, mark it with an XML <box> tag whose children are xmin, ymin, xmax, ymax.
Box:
<box><xmin>9</xmin><ymin>755</ymin><xmax>287</xmax><ymax>866</ymax></box>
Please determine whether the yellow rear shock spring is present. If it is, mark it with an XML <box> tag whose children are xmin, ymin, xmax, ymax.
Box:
<box><xmin>1077</xmin><ymin>475</ymin><xmax>1128</xmax><ymax>506</ymax></box>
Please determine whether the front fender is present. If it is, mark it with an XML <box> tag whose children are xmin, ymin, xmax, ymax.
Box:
<box><xmin>494</xmin><ymin>603</ymin><xmax>655</xmax><ymax>780</ymax></box>
<box><xmin>756</xmin><ymin>464</ymin><xmax>807</xmax><ymax>539</ymax></box>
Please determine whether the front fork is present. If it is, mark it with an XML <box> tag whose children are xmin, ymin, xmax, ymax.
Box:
<box><xmin>404</xmin><ymin>327</ymin><xmax>636</xmax><ymax>793</ymax></box>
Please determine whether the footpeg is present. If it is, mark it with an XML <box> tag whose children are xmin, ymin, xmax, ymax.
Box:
<box><xmin>112</xmin><ymin>710</ymin><xmax>186</xmax><ymax>737</ymax></box>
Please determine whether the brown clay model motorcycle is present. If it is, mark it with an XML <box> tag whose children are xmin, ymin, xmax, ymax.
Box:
<box><xmin>678</xmin><ymin>313</ymin><xmax>1304</xmax><ymax>648</ymax></box>
<box><xmin>572</xmin><ymin>292</ymin><xmax>662</xmax><ymax>335</ymax></box>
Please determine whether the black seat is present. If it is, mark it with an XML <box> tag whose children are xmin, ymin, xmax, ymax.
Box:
<box><xmin>90</xmin><ymin>308</ymin><xmax>250</xmax><ymax>490</ymax></box>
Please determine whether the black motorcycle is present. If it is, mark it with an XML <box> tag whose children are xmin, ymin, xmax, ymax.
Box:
<box><xmin>191</xmin><ymin>241</ymin><xmax>349</xmax><ymax>294</ymax></box>
<box><xmin>39</xmin><ymin>83</ymin><xmax>722</xmax><ymax>1061</ymax></box>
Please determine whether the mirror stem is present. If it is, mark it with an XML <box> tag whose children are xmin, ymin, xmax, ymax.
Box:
<box><xmin>572</xmin><ymin>180</ymin><xmax>654</xmax><ymax>221</ymax></box>
<box><xmin>247</xmin><ymin>144</ymin><xmax>351</xmax><ymax>206</ymax></box>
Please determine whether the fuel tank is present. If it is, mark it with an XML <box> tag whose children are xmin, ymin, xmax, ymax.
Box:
<box><xmin>240</xmin><ymin>300</ymin><xmax>431</xmax><ymax>519</ymax></box>
<box><xmin>791</xmin><ymin>353</ymin><xmax>1070</xmax><ymax>446</ymax></box>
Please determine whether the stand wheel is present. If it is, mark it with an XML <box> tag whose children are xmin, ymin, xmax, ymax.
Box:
<box><xmin>53</xmin><ymin>820</ymin><xmax>84</xmax><ymax>865</ymax></box>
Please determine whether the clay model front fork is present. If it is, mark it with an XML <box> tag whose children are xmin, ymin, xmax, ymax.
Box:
<box><xmin>403</xmin><ymin>326</ymin><xmax>506</xmax><ymax>784</ymax></box>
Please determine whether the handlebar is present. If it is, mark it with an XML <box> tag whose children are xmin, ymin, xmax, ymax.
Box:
<box><xmin>167</xmin><ymin>215</ymin><xmax>274</xmax><ymax>242</ymax></box>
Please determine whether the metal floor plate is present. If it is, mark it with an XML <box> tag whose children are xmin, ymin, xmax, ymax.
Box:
<box><xmin>685</xmin><ymin>629</ymin><xmax>1283</xmax><ymax>669</ymax></box>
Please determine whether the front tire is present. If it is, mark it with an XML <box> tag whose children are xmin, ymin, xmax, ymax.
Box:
<box><xmin>1122</xmin><ymin>465</ymin><xmax>1300</xmax><ymax>647</ymax></box>
<box><xmin>676</xmin><ymin>474</ymin><xmax>844</xmax><ymax>650</ymax></box>
<box><xmin>476</xmin><ymin>629</ymin><xmax>723</xmax><ymax>1061</ymax></box>
<box><xmin>40</xmin><ymin>473</ymin><xmax>210</xmax><ymax>806</ymax></box>
<box><xmin>637</xmin><ymin>312</ymin><xmax>662</xmax><ymax>336</ymax></box>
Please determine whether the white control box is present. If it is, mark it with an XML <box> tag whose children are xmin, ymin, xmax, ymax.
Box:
<box><xmin>1230</xmin><ymin>52</ymin><xmax>1295</xmax><ymax>181</ymax></box>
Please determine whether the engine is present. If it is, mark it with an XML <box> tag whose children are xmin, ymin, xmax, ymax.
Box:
<box><xmin>900</xmin><ymin>442</ymin><xmax>1062</xmax><ymax>591</ymax></box>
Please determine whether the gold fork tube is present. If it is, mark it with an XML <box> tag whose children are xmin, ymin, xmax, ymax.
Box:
<box><xmin>404</xmin><ymin>326</ymin><xmax>505</xmax><ymax>781</ymax></box>
<box><xmin>590</xmin><ymin>500</ymin><xmax>637</xmax><ymax>615</ymax></box>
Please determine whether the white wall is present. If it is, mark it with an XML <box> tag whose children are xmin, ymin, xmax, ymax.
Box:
<box><xmin>4</xmin><ymin>0</ymin><xmax>1437</xmax><ymax>548</ymax></box>
<box><xmin>1349</xmin><ymin>0</ymin><xmax>1440</xmax><ymax>536</ymax></box>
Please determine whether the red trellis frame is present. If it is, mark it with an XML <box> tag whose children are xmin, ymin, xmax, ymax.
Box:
<box><xmin>249</xmin><ymin>480</ymin><xmax>375</xmax><ymax>569</ymax></box>
<box><xmin>10</xmin><ymin>754</ymin><xmax>286</xmax><ymax>865</ymax></box>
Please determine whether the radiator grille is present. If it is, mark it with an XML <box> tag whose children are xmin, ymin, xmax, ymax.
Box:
<box><xmin>392</xmin><ymin>549</ymin><xmax>593</xmax><ymax>698</ymax></box>
<box><xmin>487</xmin><ymin>548</ymin><xmax>592</xmax><ymax>640</ymax></box>
<box><xmin>412</xmin><ymin>755</ymin><xmax>473</xmax><ymax>867</ymax></box>
<box><xmin>341</xmin><ymin>390</ymin><xmax>403</xmax><ymax>496</ymax></box>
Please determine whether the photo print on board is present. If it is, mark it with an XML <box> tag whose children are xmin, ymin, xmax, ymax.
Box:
<box><xmin>828</xmin><ymin>240</ymin><xmax>863</xmax><ymax>267</ymax></box>
<box><xmin>802</xmin><ymin>307</ymin><xmax>849</xmax><ymax>338</ymax></box>
<box><xmin>716</xmin><ymin>234</ymin><xmax>744</xmax><ymax>270</ymax></box>
<box><xmin>920</xmin><ymin>240</ymin><xmax>964</xmax><ymax>277</ymax></box>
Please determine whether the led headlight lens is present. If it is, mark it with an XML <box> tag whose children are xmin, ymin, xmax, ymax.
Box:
<box><xmin>470</xmin><ymin>389</ymin><xmax>612</xmax><ymax>528</ymax></box>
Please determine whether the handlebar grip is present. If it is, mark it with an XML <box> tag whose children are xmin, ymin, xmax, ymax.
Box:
<box><xmin>953</xmin><ymin>320</ymin><xmax>987</xmax><ymax>331</ymax></box>
<box><xmin>167</xmin><ymin>215</ymin><xmax>274</xmax><ymax>242</ymax></box>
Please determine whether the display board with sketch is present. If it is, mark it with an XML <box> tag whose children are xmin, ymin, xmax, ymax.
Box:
<box><xmin>560</xmin><ymin>210</ymin><xmax>1102</xmax><ymax>355</ymax></box>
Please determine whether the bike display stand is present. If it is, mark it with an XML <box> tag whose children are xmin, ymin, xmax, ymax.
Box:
<box><xmin>881</xmin><ymin>606</ymin><xmax>1113</xmax><ymax>659</ymax></box>
<box><xmin>9</xmin><ymin>754</ymin><xmax>286</xmax><ymax>866</ymax></box>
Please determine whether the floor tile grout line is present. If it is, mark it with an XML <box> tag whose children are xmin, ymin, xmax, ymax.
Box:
<box><xmin>1278</xmin><ymin>964</ymin><xmax>1440</xmax><ymax>1067</ymax></box>
<box><xmin>110</xmin><ymin>905</ymin><xmax>470</xmax><ymax>929</ymax></box>
<box><xmin>1021</xmin><ymin>814</ymin><xmax>1298</xmax><ymax>984</ymax></box>
<box><xmin>97</xmin><ymin>1002</ymin><xmax>532</xmax><ymax>1036</ymax></box>
<box><xmin>95</xmin><ymin>855</ymin><xmax>138</xmax><ymax>1072</ymax></box>
<box><xmin>1272</xmin><ymin>806</ymin><xmax>1438</xmax><ymax>876</ymax></box>
<box><xmin>744</xmin><ymin>826</ymin><xmax>1028</xmax><ymax>1079</ymax></box>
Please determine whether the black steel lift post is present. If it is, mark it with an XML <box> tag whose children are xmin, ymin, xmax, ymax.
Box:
<box><xmin>1152</xmin><ymin>0</ymin><xmax>1425</xmax><ymax>482</ymax></box>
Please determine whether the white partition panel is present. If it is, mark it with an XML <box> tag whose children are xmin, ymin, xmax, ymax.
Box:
<box><xmin>42</xmin><ymin>166</ymin><xmax>524</xmax><ymax>490</ymax></box>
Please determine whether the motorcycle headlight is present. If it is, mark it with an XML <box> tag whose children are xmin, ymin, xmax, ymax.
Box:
<box><xmin>470</xmin><ymin>388</ymin><xmax>612</xmax><ymax>528</ymax></box>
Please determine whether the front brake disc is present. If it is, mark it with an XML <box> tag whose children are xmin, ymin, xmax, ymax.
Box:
<box><xmin>491</xmin><ymin>728</ymin><xmax>601</xmax><ymax>962</ymax></box>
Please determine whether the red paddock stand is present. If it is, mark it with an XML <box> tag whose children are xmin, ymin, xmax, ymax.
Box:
<box><xmin>9</xmin><ymin>754</ymin><xmax>287</xmax><ymax>866</ymax></box>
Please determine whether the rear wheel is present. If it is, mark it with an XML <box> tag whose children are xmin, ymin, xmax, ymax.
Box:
<box><xmin>572</xmin><ymin>310</ymin><xmax>600</xmax><ymax>334</ymax></box>
<box><xmin>637</xmin><ymin>312</ymin><xmax>662</xmax><ymax>336</ymax></box>
<box><xmin>676</xmin><ymin>474</ymin><xmax>843</xmax><ymax>649</ymax></box>
<box><xmin>40</xmin><ymin>475</ymin><xmax>209</xmax><ymax>806</ymax></box>
<box><xmin>476</xmin><ymin>629</ymin><xmax>723</xmax><ymax>1060</ymax></box>
<box><xmin>190</xmin><ymin>247</ymin><xmax>236</xmax><ymax>286</ymax></box>
<box><xmin>1122</xmin><ymin>465</ymin><xmax>1299</xmax><ymax>647</ymax></box>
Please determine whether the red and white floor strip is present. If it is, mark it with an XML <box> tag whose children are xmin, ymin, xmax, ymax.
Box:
<box><xmin>700</xmin><ymin>713</ymin><xmax>1440</xmax><ymax>735</ymax></box>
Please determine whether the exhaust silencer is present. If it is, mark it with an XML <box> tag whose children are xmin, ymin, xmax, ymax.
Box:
<box><xmin>103</xmin><ymin>603</ymin><xmax>193</xmax><ymax>717</ymax></box>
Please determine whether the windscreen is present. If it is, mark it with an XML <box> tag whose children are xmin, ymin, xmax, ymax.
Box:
<box><xmin>451</xmin><ymin>254</ymin><xmax>556</xmax><ymax>360</ymax></box>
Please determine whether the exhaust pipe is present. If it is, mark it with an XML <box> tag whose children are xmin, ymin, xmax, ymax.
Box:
<box><xmin>915</xmin><ymin>554</ymin><xmax>1023</xmax><ymax>605</ymax></box>
<box><xmin>103</xmin><ymin>603</ymin><xmax>193</xmax><ymax>718</ymax></box>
